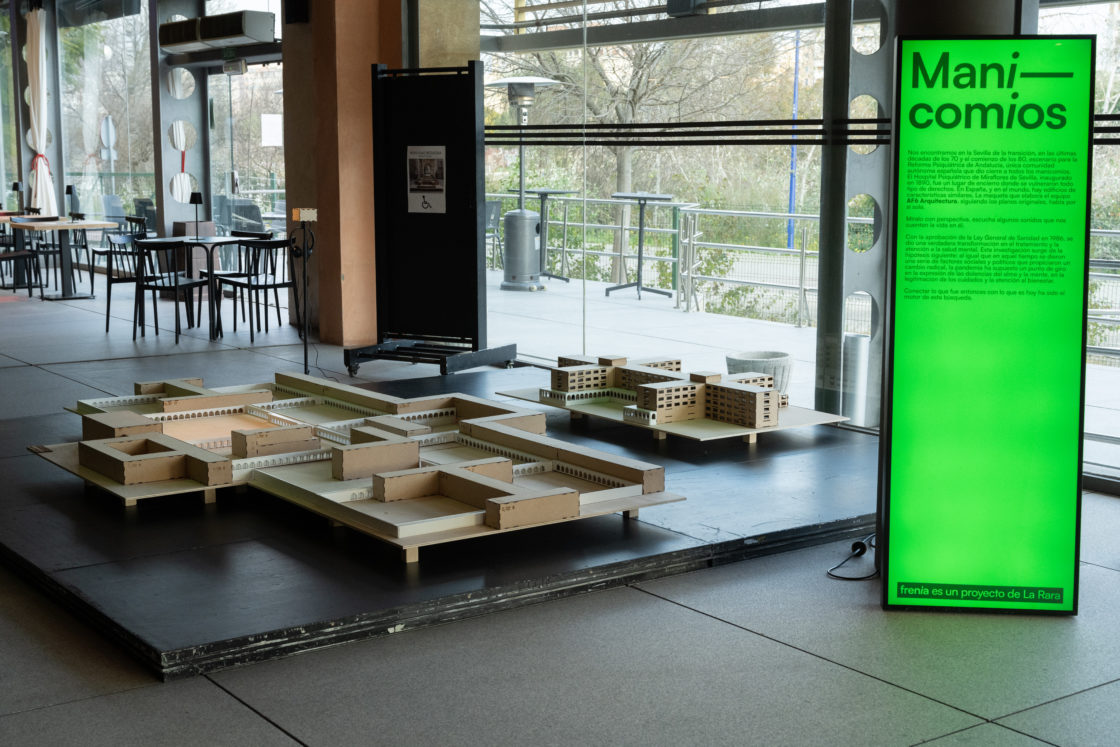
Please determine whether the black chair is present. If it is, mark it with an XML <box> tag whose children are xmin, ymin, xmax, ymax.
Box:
<box><xmin>11</xmin><ymin>215</ymin><xmax>60</xmax><ymax>291</ymax></box>
<box><xmin>99</xmin><ymin>234</ymin><xmax>142</xmax><ymax>333</ymax></box>
<box><xmin>230</xmin><ymin>199</ymin><xmax>266</xmax><ymax>233</ymax></box>
<box><xmin>134</xmin><ymin>198</ymin><xmax>157</xmax><ymax>231</ymax></box>
<box><xmin>0</xmin><ymin>248</ymin><xmax>43</xmax><ymax>298</ymax></box>
<box><xmin>133</xmin><ymin>238</ymin><xmax>207</xmax><ymax>344</ymax></box>
<box><xmin>215</xmin><ymin>238</ymin><xmax>300</xmax><ymax>342</ymax></box>
<box><xmin>125</xmin><ymin>215</ymin><xmax>151</xmax><ymax>238</ymax></box>
<box><xmin>198</xmin><ymin>228</ymin><xmax>274</xmax><ymax>326</ymax></box>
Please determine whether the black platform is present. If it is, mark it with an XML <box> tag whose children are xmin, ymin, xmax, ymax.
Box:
<box><xmin>0</xmin><ymin>367</ymin><xmax>877</xmax><ymax>679</ymax></box>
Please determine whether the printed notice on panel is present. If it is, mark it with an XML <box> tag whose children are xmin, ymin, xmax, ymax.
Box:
<box><xmin>407</xmin><ymin>145</ymin><xmax>446</xmax><ymax>214</ymax></box>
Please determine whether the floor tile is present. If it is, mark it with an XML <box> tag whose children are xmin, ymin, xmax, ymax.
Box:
<box><xmin>923</xmin><ymin>723</ymin><xmax>1051</xmax><ymax>745</ymax></box>
<box><xmin>0</xmin><ymin>565</ymin><xmax>153</xmax><ymax>717</ymax></box>
<box><xmin>42</xmin><ymin>349</ymin><xmax>308</xmax><ymax>396</ymax></box>
<box><xmin>997</xmin><ymin>679</ymin><xmax>1120</xmax><ymax>745</ymax></box>
<box><xmin>212</xmin><ymin>586</ymin><xmax>980</xmax><ymax>746</ymax></box>
<box><xmin>1080</xmin><ymin>492</ymin><xmax>1120</xmax><ymax>572</ymax></box>
<box><xmin>0</xmin><ymin>297</ymin><xmax>227</xmax><ymax>365</ymax></box>
<box><xmin>638</xmin><ymin>540</ymin><xmax>1120</xmax><ymax>720</ymax></box>
<box><xmin>0</xmin><ymin>677</ymin><xmax>298</xmax><ymax>746</ymax></box>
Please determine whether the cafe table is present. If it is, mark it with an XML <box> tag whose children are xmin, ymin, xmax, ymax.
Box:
<box><xmin>9</xmin><ymin>217</ymin><xmax>118</xmax><ymax>300</ymax></box>
<box><xmin>136</xmin><ymin>234</ymin><xmax>242</xmax><ymax>341</ymax></box>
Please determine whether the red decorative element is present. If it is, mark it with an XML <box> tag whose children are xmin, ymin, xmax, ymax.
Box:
<box><xmin>30</xmin><ymin>153</ymin><xmax>50</xmax><ymax>176</ymax></box>
<box><xmin>181</xmin><ymin>150</ymin><xmax>186</xmax><ymax>172</ymax></box>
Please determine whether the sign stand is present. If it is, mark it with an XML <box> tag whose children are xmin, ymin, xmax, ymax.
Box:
<box><xmin>345</xmin><ymin>62</ymin><xmax>516</xmax><ymax>377</ymax></box>
<box><xmin>880</xmin><ymin>36</ymin><xmax>1094</xmax><ymax>614</ymax></box>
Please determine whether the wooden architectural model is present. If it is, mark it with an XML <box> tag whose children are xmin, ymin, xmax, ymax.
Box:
<box><xmin>32</xmin><ymin>373</ymin><xmax>683</xmax><ymax>562</ymax></box>
<box><xmin>503</xmin><ymin>355</ymin><xmax>847</xmax><ymax>443</ymax></box>
<box><xmin>546</xmin><ymin>354</ymin><xmax>784</xmax><ymax>428</ymax></box>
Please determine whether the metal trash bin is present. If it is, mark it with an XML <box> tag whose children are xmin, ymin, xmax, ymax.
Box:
<box><xmin>501</xmin><ymin>209</ymin><xmax>544</xmax><ymax>291</ymax></box>
<box><xmin>841</xmin><ymin>333</ymin><xmax>870</xmax><ymax>426</ymax></box>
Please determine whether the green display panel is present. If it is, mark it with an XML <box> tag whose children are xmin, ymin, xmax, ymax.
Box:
<box><xmin>883</xmin><ymin>37</ymin><xmax>1093</xmax><ymax>613</ymax></box>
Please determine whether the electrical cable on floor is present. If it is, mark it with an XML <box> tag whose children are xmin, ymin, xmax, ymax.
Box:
<box><xmin>311</xmin><ymin>342</ymin><xmax>340</xmax><ymax>382</ymax></box>
<box><xmin>827</xmin><ymin>533</ymin><xmax>879</xmax><ymax>580</ymax></box>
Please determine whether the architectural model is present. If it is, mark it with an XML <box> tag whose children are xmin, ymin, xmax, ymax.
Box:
<box><xmin>502</xmin><ymin>355</ymin><xmax>847</xmax><ymax>443</ymax></box>
<box><xmin>544</xmin><ymin>354</ymin><xmax>787</xmax><ymax>428</ymax></box>
<box><xmin>31</xmin><ymin>373</ymin><xmax>683</xmax><ymax>562</ymax></box>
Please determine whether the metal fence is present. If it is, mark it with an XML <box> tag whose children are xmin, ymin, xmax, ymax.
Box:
<box><xmin>487</xmin><ymin>192</ymin><xmax>1120</xmax><ymax>364</ymax></box>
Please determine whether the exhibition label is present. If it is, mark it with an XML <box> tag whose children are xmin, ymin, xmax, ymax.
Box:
<box><xmin>883</xmin><ymin>37</ymin><xmax>1093</xmax><ymax>612</ymax></box>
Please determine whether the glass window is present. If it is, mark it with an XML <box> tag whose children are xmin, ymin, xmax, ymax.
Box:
<box><xmin>0</xmin><ymin>3</ymin><xmax>17</xmax><ymax>209</ymax></box>
<box><xmin>58</xmin><ymin>0</ymin><xmax>153</xmax><ymax>227</ymax></box>
<box><xmin>208</xmin><ymin>63</ymin><xmax>285</xmax><ymax>237</ymax></box>
<box><xmin>1040</xmin><ymin>2</ymin><xmax>1120</xmax><ymax>476</ymax></box>
<box><xmin>482</xmin><ymin>3</ymin><xmax>825</xmax><ymax>411</ymax></box>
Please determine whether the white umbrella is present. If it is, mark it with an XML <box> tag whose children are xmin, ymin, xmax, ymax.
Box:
<box><xmin>26</xmin><ymin>8</ymin><xmax>58</xmax><ymax>216</ymax></box>
<box><xmin>79</xmin><ymin>29</ymin><xmax>103</xmax><ymax>217</ymax></box>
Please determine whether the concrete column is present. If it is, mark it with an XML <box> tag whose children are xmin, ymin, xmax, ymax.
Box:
<box><xmin>283</xmin><ymin>0</ymin><xmax>478</xmax><ymax>346</ymax></box>
<box><xmin>150</xmin><ymin>0</ymin><xmax>209</xmax><ymax>237</ymax></box>
<box><xmin>283</xmin><ymin>1</ymin><xmax>402</xmax><ymax>346</ymax></box>
<box><xmin>813</xmin><ymin>0</ymin><xmax>852</xmax><ymax>416</ymax></box>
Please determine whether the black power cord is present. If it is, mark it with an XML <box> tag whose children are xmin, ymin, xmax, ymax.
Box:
<box><xmin>827</xmin><ymin>533</ymin><xmax>879</xmax><ymax>581</ymax></box>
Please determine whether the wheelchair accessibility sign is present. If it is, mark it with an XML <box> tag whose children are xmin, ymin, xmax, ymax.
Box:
<box><xmin>407</xmin><ymin>145</ymin><xmax>446</xmax><ymax>214</ymax></box>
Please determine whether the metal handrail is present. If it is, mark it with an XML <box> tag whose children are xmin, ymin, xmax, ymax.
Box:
<box><xmin>486</xmin><ymin>191</ymin><xmax>1120</xmax><ymax>358</ymax></box>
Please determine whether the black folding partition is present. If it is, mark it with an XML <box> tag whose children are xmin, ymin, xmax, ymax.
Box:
<box><xmin>344</xmin><ymin>62</ymin><xmax>516</xmax><ymax>376</ymax></box>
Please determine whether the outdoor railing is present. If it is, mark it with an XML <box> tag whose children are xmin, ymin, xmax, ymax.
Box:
<box><xmin>488</xmin><ymin>192</ymin><xmax>1120</xmax><ymax>363</ymax></box>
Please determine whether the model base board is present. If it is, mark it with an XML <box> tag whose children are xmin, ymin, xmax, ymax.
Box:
<box><xmin>33</xmin><ymin>373</ymin><xmax>684</xmax><ymax>562</ymax></box>
<box><xmin>501</xmin><ymin>354</ymin><xmax>846</xmax><ymax>443</ymax></box>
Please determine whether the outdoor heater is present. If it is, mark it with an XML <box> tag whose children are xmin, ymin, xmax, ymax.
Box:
<box><xmin>486</xmin><ymin>76</ymin><xmax>557</xmax><ymax>291</ymax></box>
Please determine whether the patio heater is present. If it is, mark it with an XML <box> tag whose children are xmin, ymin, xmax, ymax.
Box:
<box><xmin>486</xmin><ymin>76</ymin><xmax>557</xmax><ymax>291</ymax></box>
<box><xmin>65</xmin><ymin>184</ymin><xmax>78</xmax><ymax>216</ymax></box>
<box><xmin>11</xmin><ymin>181</ymin><xmax>22</xmax><ymax>213</ymax></box>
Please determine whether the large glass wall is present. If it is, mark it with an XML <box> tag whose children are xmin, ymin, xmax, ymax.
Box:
<box><xmin>0</xmin><ymin>4</ymin><xmax>17</xmax><ymax>209</ymax></box>
<box><xmin>483</xmin><ymin>0</ymin><xmax>1120</xmax><ymax>481</ymax></box>
<box><xmin>1040</xmin><ymin>2</ymin><xmax>1120</xmax><ymax>475</ymax></box>
<box><xmin>58</xmin><ymin>0</ymin><xmax>152</xmax><ymax>225</ymax></box>
<box><xmin>481</xmin><ymin>1</ymin><xmax>826</xmax><ymax>407</ymax></box>
<box><xmin>207</xmin><ymin>62</ymin><xmax>285</xmax><ymax>237</ymax></box>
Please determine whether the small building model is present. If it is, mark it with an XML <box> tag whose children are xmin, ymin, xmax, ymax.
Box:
<box><xmin>542</xmin><ymin>355</ymin><xmax>788</xmax><ymax>428</ymax></box>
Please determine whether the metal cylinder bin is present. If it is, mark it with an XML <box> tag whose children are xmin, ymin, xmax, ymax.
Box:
<box><xmin>501</xmin><ymin>209</ymin><xmax>545</xmax><ymax>291</ymax></box>
<box><xmin>841</xmin><ymin>333</ymin><xmax>870</xmax><ymax>426</ymax></box>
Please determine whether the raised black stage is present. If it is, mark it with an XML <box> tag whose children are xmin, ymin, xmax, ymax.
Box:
<box><xmin>0</xmin><ymin>367</ymin><xmax>877</xmax><ymax>679</ymax></box>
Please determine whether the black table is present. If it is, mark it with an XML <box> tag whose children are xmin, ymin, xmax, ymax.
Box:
<box><xmin>139</xmin><ymin>235</ymin><xmax>241</xmax><ymax>340</ymax></box>
<box><xmin>606</xmin><ymin>192</ymin><xmax>673</xmax><ymax>300</ymax></box>
<box><xmin>527</xmin><ymin>188</ymin><xmax>577</xmax><ymax>283</ymax></box>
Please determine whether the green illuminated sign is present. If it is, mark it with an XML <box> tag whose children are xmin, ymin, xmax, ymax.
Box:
<box><xmin>883</xmin><ymin>37</ymin><xmax>1093</xmax><ymax>613</ymax></box>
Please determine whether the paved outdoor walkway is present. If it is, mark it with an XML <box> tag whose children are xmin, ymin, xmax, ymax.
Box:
<box><xmin>484</xmin><ymin>268</ymin><xmax>1120</xmax><ymax>472</ymax></box>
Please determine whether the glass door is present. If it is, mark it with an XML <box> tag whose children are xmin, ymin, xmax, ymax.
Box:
<box><xmin>207</xmin><ymin>63</ymin><xmax>285</xmax><ymax>238</ymax></box>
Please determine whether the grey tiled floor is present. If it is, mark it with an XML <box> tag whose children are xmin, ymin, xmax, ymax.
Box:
<box><xmin>3</xmin><ymin>279</ymin><xmax>1120</xmax><ymax>745</ymax></box>
<box><xmin>5</xmin><ymin>521</ymin><xmax>1120</xmax><ymax>745</ymax></box>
